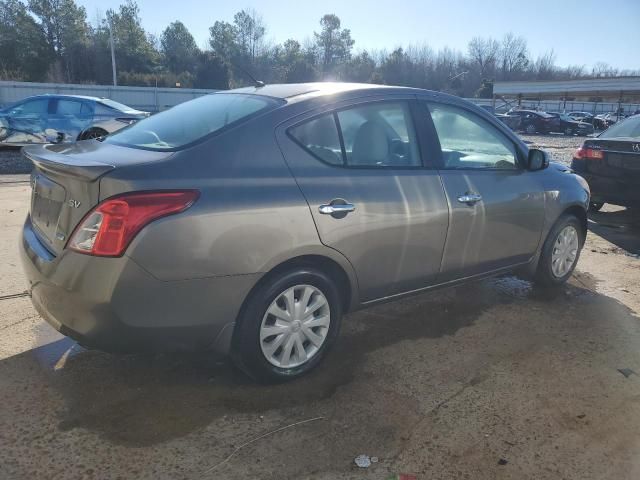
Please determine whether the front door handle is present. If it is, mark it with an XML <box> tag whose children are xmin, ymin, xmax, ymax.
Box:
<box><xmin>457</xmin><ymin>193</ymin><xmax>483</xmax><ymax>205</ymax></box>
<box><xmin>319</xmin><ymin>201</ymin><xmax>356</xmax><ymax>215</ymax></box>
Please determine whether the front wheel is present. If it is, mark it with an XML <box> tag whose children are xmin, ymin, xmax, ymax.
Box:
<box><xmin>564</xmin><ymin>127</ymin><xmax>574</xmax><ymax>136</ymax></box>
<box><xmin>525</xmin><ymin>124</ymin><xmax>536</xmax><ymax>134</ymax></box>
<box><xmin>232</xmin><ymin>268</ymin><xmax>342</xmax><ymax>383</ymax></box>
<box><xmin>535</xmin><ymin>214</ymin><xmax>584</xmax><ymax>287</ymax></box>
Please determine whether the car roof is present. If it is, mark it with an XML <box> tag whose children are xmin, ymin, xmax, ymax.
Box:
<box><xmin>22</xmin><ymin>94</ymin><xmax>102</xmax><ymax>102</ymax></box>
<box><xmin>225</xmin><ymin>82</ymin><xmax>418</xmax><ymax>101</ymax></box>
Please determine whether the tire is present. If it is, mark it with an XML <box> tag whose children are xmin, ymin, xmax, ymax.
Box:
<box><xmin>231</xmin><ymin>267</ymin><xmax>343</xmax><ymax>383</ymax></box>
<box><xmin>588</xmin><ymin>202</ymin><xmax>604</xmax><ymax>212</ymax></box>
<box><xmin>564</xmin><ymin>127</ymin><xmax>574</xmax><ymax>136</ymax></box>
<box><xmin>535</xmin><ymin>214</ymin><xmax>584</xmax><ymax>287</ymax></box>
<box><xmin>525</xmin><ymin>124</ymin><xmax>536</xmax><ymax>134</ymax></box>
<box><xmin>79</xmin><ymin>127</ymin><xmax>108</xmax><ymax>141</ymax></box>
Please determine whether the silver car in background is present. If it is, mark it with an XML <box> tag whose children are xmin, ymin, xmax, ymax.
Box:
<box><xmin>20</xmin><ymin>83</ymin><xmax>590</xmax><ymax>382</ymax></box>
<box><xmin>0</xmin><ymin>94</ymin><xmax>147</xmax><ymax>145</ymax></box>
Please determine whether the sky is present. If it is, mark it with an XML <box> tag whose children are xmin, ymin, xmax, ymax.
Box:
<box><xmin>77</xmin><ymin>0</ymin><xmax>640</xmax><ymax>70</ymax></box>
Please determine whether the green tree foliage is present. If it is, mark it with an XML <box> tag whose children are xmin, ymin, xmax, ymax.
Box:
<box><xmin>1</xmin><ymin>3</ymin><xmax>637</xmax><ymax>94</ymax></box>
<box><xmin>27</xmin><ymin>0</ymin><xmax>91</xmax><ymax>81</ymax></box>
<box><xmin>161</xmin><ymin>21</ymin><xmax>199</xmax><ymax>74</ymax></box>
<box><xmin>313</xmin><ymin>14</ymin><xmax>354</xmax><ymax>77</ymax></box>
<box><xmin>105</xmin><ymin>0</ymin><xmax>158</xmax><ymax>74</ymax></box>
<box><xmin>194</xmin><ymin>51</ymin><xmax>229</xmax><ymax>89</ymax></box>
<box><xmin>0</xmin><ymin>0</ymin><xmax>50</xmax><ymax>80</ymax></box>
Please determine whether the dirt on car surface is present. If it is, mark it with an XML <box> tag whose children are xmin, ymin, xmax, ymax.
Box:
<box><xmin>2</xmin><ymin>134</ymin><xmax>640</xmax><ymax>479</ymax></box>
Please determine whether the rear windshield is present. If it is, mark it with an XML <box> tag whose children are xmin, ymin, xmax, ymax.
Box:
<box><xmin>105</xmin><ymin>93</ymin><xmax>279</xmax><ymax>150</ymax></box>
<box><xmin>599</xmin><ymin>115</ymin><xmax>640</xmax><ymax>139</ymax></box>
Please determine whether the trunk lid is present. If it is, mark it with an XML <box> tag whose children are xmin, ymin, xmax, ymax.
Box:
<box><xmin>583</xmin><ymin>138</ymin><xmax>640</xmax><ymax>181</ymax></box>
<box><xmin>24</xmin><ymin>141</ymin><xmax>172</xmax><ymax>255</ymax></box>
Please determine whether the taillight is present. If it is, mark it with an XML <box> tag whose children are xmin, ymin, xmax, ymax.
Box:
<box><xmin>68</xmin><ymin>190</ymin><xmax>199</xmax><ymax>257</ymax></box>
<box><xmin>574</xmin><ymin>147</ymin><xmax>604</xmax><ymax>160</ymax></box>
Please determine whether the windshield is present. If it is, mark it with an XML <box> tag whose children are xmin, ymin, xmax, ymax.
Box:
<box><xmin>99</xmin><ymin>98</ymin><xmax>139</xmax><ymax>112</ymax></box>
<box><xmin>105</xmin><ymin>93</ymin><xmax>279</xmax><ymax>150</ymax></box>
<box><xmin>599</xmin><ymin>115</ymin><xmax>640</xmax><ymax>139</ymax></box>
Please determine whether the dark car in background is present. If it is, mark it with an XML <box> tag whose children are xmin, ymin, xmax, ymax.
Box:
<box><xmin>0</xmin><ymin>94</ymin><xmax>148</xmax><ymax>145</ymax></box>
<box><xmin>547</xmin><ymin>112</ymin><xmax>595</xmax><ymax>136</ymax></box>
<box><xmin>507</xmin><ymin>110</ymin><xmax>559</xmax><ymax>134</ymax></box>
<box><xmin>568</xmin><ymin>111</ymin><xmax>595</xmax><ymax>125</ymax></box>
<box><xmin>496</xmin><ymin>113</ymin><xmax>522</xmax><ymax>130</ymax></box>
<box><xmin>571</xmin><ymin>114</ymin><xmax>640</xmax><ymax>210</ymax></box>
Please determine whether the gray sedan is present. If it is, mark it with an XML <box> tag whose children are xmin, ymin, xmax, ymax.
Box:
<box><xmin>0</xmin><ymin>94</ymin><xmax>147</xmax><ymax>145</ymax></box>
<box><xmin>20</xmin><ymin>83</ymin><xmax>590</xmax><ymax>382</ymax></box>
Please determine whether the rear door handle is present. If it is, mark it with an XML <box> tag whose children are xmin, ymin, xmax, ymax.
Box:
<box><xmin>457</xmin><ymin>193</ymin><xmax>483</xmax><ymax>205</ymax></box>
<box><xmin>319</xmin><ymin>202</ymin><xmax>356</xmax><ymax>215</ymax></box>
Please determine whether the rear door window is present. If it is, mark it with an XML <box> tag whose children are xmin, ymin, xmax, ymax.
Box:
<box><xmin>289</xmin><ymin>114</ymin><xmax>343</xmax><ymax>166</ymax></box>
<box><xmin>105</xmin><ymin>93</ymin><xmax>280</xmax><ymax>150</ymax></box>
<box><xmin>55</xmin><ymin>99</ymin><xmax>83</xmax><ymax>115</ymax></box>
<box><xmin>289</xmin><ymin>101</ymin><xmax>421</xmax><ymax>168</ymax></box>
<box><xmin>337</xmin><ymin>102</ymin><xmax>420</xmax><ymax>167</ymax></box>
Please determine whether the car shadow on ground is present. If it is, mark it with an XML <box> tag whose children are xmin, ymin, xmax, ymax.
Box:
<box><xmin>588</xmin><ymin>207</ymin><xmax>640</xmax><ymax>255</ymax></box>
<box><xmin>2</xmin><ymin>271</ymin><xmax>627</xmax><ymax>456</ymax></box>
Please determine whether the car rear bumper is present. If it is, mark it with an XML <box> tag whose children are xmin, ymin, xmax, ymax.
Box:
<box><xmin>20</xmin><ymin>216</ymin><xmax>260</xmax><ymax>354</ymax></box>
<box><xmin>571</xmin><ymin>166</ymin><xmax>640</xmax><ymax>207</ymax></box>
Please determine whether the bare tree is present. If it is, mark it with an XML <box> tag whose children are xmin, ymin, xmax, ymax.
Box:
<box><xmin>499</xmin><ymin>33</ymin><xmax>529</xmax><ymax>80</ymax></box>
<box><xmin>468</xmin><ymin>36</ymin><xmax>499</xmax><ymax>77</ymax></box>
<box><xmin>591</xmin><ymin>62</ymin><xmax>619</xmax><ymax>77</ymax></box>
<box><xmin>534</xmin><ymin>50</ymin><xmax>556</xmax><ymax>80</ymax></box>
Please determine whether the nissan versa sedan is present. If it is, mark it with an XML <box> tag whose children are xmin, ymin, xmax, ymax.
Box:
<box><xmin>20</xmin><ymin>83</ymin><xmax>590</xmax><ymax>382</ymax></box>
<box><xmin>0</xmin><ymin>94</ymin><xmax>147</xmax><ymax>145</ymax></box>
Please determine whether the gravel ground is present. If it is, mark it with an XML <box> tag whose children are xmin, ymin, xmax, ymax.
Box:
<box><xmin>520</xmin><ymin>134</ymin><xmax>584</xmax><ymax>165</ymax></box>
<box><xmin>0</xmin><ymin>134</ymin><xmax>587</xmax><ymax>175</ymax></box>
<box><xmin>0</xmin><ymin>148</ymin><xmax>30</xmax><ymax>174</ymax></box>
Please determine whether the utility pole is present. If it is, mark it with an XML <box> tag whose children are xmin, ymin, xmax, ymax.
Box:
<box><xmin>108</xmin><ymin>19</ymin><xmax>117</xmax><ymax>87</ymax></box>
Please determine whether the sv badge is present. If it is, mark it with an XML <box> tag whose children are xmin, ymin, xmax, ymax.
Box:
<box><xmin>67</xmin><ymin>199</ymin><xmax>81</xmax><ymax>208</ymax></box>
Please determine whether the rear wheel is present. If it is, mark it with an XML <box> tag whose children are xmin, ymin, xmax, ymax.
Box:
<box><xmin>588</xmin><ymin>202</ymin><xmax>604</xmax><ymax>212</ymax></box>
<box><xmin>79</xmin><ymin>127</ymin><xmax>108</xmax><ymax>141</ymax></box>
<box><xmin>564</xmin><ymin>127</ymin><xmax>574</xmax><ymax>136</ymax></box>
<box><xmin>525</xmin><ymin>124</ymin><xmax>536</xmax><ymax>134</ymax></box>
<box><xmin>535</xmin><ymin>214</ymin><xmax>584</xmax><ymax>287</ymax></box>
<box><xmin>232</xmin><ymin>267</ymin><xmax>342</xmax><ymax>383</ymax></box>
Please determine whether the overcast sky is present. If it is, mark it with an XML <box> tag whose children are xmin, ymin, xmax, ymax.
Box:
<box><xmin>77</xmin><ymin>0</ymin><xmax>640</xmax><ymax>70</ymax></box>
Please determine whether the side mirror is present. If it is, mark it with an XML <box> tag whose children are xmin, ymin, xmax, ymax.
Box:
<box><xmin>527</xmin><ymin>148</ymin><xmax>549</xmax><ymax>171</ymax></box>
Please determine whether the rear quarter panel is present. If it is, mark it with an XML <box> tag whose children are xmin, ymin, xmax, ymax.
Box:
<box><xmin>99</xmin><ymin>111</ymin><xmax>358</xmax><ymax>299</ymax></box>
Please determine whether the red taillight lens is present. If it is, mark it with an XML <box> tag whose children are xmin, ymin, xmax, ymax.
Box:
<box><xmin>574</xmin><ymin>147</ymin><xmax>604</xmax><ymax>160</ymax></box>
<box><xmin>68</xmin><ymin>190</ymin><xmax>199</xmax><ymax>257</ymax></box>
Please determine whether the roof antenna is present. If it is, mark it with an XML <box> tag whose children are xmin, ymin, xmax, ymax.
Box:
<box><xmin>231</xmin><ymin>61</ymin><xmax>265</xmax><ymax>88</ymax></box>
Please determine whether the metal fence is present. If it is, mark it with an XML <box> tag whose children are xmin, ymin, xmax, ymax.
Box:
<box><xmin>468</xmin><ymin>97</ymin><xmax>640</xmax><ymax>115</ymax></box>
<box><xmin>2</xmin><ymin>80</ymin><xmax>639</xmax><ymax>115</ymax></box>
<box><xmin>0</xmin><ymin>81</ymin><xmax>215</xmax><ymax>112</ymax></box>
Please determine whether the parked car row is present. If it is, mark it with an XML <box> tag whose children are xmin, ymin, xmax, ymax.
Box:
<box><xmin>0</xmin><ymin>94</ymin><xmax>148</xmax><ymax>146</ymax></box>
<box><xmin>493</xmin><ymin>109</ymin><xmax>595</xmax><ymax>136</ymax></box>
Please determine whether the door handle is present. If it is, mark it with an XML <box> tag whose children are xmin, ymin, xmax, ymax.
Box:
<box><xmin>457</xmin><ymin>193</ymin><xmax>483</xmax><ymax>205</ymax></box>
<box><xmin>319</xmin><ymin>202</ymin><xmax>356</xmax><ymax>215</ymax></box>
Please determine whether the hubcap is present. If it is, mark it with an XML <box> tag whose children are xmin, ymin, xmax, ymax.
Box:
<box><xmin>551</xmin><ymin>225</ymin><xmax>579</xmax><ymax>278</ymax></box>
<box><xmin>260</xmin><ymin>285</ymin><xmax>331</xmax><ymax>369</ymax></box>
